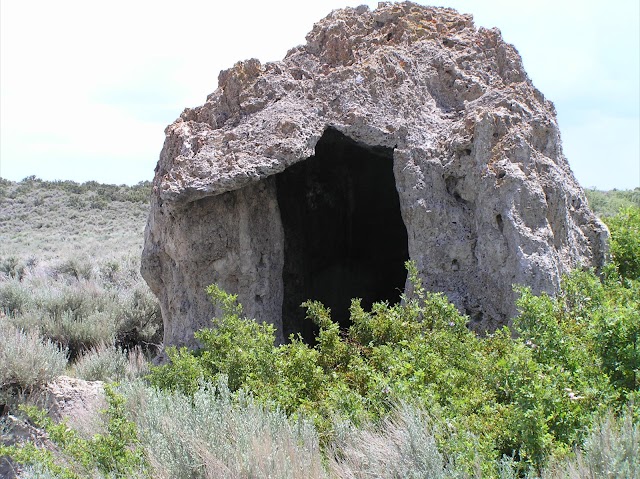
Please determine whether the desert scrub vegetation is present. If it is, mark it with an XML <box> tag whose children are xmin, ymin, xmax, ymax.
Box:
<box><xmin>0</xmin><ymin>384</ymin><xmax>149</xmax><ymax>479</ymax></box>
<box><xmin>0</xmin><ymin>176</ymin><xmax>150</xmax><ymax>263</ymax></box>
<box><xmin>1</xmin><ymin>181</ymin><xmax>638</xmax><ymax>478</ymax></box>
<box><xmin>0</xmin><ymin>177</ymin><xmax>160</xmax><ymax>403</ymax></box>
<box><xmin>147</xmin><ymin>206</ymin><xmax>640</xmax><ymax>477</ymax></box>
<box><xmin>122</xmin><ymin>378</ymin><xmax>324</xmax><ymax>479</ymax></box>
<box><xmin>605</xmin><ymin>206</ymin><xmax>640</xmax><ymax>281</ymax></box>
<box><xmin>585</xmin><ymin>187</ymin><xmax>640</xmax><ymax>217</ymax></box>
<box><xmin>147</xmin><ymin>267</ymin><xmax>638</xmax><ymax>477</ymax></box>
<box><xmin>73</xmin><ymin>344</ymin><xmax>150</xmax><ymax>382</ymax></box>
<box><xmin>0</xmin><ymin>323</ymin><xmax>67</xmax><ymax>399</ymax></box>
<box><xmin>0</xmin><ymin>257</ymin><xmax>161</xmax><ymax>360</ymax></box>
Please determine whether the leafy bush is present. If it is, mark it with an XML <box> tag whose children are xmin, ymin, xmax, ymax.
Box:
<box><xmin>604</xmin><ymin>206</ymin><xmax>640</xmax><ymax>280</ymax></box>
<box><xmin>585</xmin><ymin>188</ymin><xmax>640</xmax><ymax>217</ymax></box>
<box><xmin>0</xmin><ymin>384</ymin><xmax>149</xmax><ymax>478</ymax></box>
<box><xmin>149</xmin><ymin>246</ymin><xmax>639</xmax><ymax>475</ymax></box>
<box><xmin>0</xmin><ymin>324</ymin><xmax>67</xmax><ymax>396</ymax></box>
<box><xmin>143</xmin><ymin>271</ymin><xmax>495</xmax><ymax>473</ymax></box>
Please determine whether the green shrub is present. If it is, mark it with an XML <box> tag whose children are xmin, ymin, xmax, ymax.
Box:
<box><xmin>73</xmin><ymin>345</ymin><xmax>149</xmax><ymax>382</ymax></box>
<box><xmin>74</xmin><ymin>344</ymin><xmax>129</xmax><ymax>382</ymax></box>
<box><xmin>149</xmin><ymin>254</ymin><xmax>639</xmax><ymax>475</ymax></box>
<box><xmin>0</xmin><ymin>324</ymin><xmax>67</xmax><ymax>396</ymax></box>
<box><xmin>507</xmin><ymin>268</ymin><xmax>639</xmax><ymax>466</ymax></box>
<box><xmin>146</xmin><ymin>266</ymin><xmax>507</xmax><ymax>474</ymax></box>
<box><xmin>585</xmin><ymin>188</ymin><xmax>640</xmax><ymax>217</ymax></box>
<box><xmin>0</xmin><ymin>279</ymin><xmax>30</xmax><ymax>315</ymax></box>
<box><xmin>605</xmin><ymin>206</ymin><xmax>640</xmax><ymax>281</ymax></box>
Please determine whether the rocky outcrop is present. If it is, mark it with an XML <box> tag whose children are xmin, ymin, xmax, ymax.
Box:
<box><xmin>0</xmin><ymin>377</ymin><xmax>105</xmax><ymax>478</ymax></box>
<box><xmin>142</xmin><ymin>2</ymin><xmax>608</xmax><ymax>347</ymax></box>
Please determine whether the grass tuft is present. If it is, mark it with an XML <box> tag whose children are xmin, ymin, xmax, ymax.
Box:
<box><xmin>0</xmin><ymin>323</ymin><xmax>67</xmax><ymax>396</ymax></box>
<box><xmin>123</xmin><ymin>379</ymin><xmax>325</xmax><ymax>479</ymax></box>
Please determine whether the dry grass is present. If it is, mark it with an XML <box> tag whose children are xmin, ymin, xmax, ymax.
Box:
<box><xmin>0</xmin><ymin>178</ymin><xmax>149</xmax><ymax>265</ymax></box>
<box><xmin>0</xmin><ymin>323</ymin><xmax>67</xmax><ymax>397</ymax></box>
<box><xmin>328</xmin><ymin>403</ymin><xmax>461</xmax><ymax>479</ymax></box>
<box><xmin>123</xmin><ymin>379</ymin><xmax>326</xmax><ymax>479</ymax></box>
<box><xmin>542</xmin><ymin>408</ymin><xmax>640</xmax><ymax>479</ymax></box>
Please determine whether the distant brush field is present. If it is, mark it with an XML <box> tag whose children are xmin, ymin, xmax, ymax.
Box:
<box><xmin>0</xmin><ymin>176</ymin><xmax>150</xmax><ymax>265</ymax></box>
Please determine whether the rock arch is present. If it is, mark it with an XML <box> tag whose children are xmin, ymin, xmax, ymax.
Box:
<box><xmin>276</xmin><ymin>127</ymin><xmax>409</xmax><ymax>339</ymax></box>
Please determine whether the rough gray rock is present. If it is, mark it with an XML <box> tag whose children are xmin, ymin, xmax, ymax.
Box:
<box><xmin>0</xmin><ymin>376</ymin><xmax>105</xmax><ymax>478</ymax></box>
<box><xmin>142</xmin><ymin>2</ymin><xmax>608</xmax><ymax>347</ymax></box>
<box><xmin>42</xmin><ymin>376</ymin><xmax>106</xmax><ymax>436</ymax></box>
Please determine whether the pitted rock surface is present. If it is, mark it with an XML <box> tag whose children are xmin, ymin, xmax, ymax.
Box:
<box><xmin>142</xmin><ymin>2</ymin><xmax>608</xmax><ymax>347</ymax></box>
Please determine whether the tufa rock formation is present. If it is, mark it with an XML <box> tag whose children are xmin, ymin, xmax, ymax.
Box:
<box><xmin>142</xmin><ymin>2</ymin><xmax>608</xmax><ymax>347</ymax></box>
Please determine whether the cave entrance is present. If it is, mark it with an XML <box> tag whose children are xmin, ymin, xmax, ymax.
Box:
<box><xmin>276</xmin><ymin>128</ymin><xmax>409</xmax><ymax>341</ymax></box>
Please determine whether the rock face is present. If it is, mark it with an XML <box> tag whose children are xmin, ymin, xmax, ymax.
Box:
<box><xmin>1</xmin><ymin>377</ymin><xmax>105</xmax><ymax>478</ymax></box>
<box><xmin>142</xmin><ymin>2</ymin><xmax>608</xmax><ymax>347</ymax></box>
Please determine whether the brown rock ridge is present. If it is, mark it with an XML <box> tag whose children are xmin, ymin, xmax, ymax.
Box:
<box><xmin>142</xmin><ymin>2</ymin><xmax>608</xmax><ymax>347</ymax></box>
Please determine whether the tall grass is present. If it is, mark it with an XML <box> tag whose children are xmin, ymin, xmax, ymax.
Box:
<box><xmin>542</xmin><ymin>408</ymin><xmax>640</xmax><ymax>479</ymax></box>
<box><xmin>123</xmin><ymin>379</ymin><xmax>325</xmax><ymax>479</ymax></box>
<box><xmin>0</xmin><ymin>323</ymin><xmax>67</xmax><ymax>397</ymax></box>
<box><xmin>328</xmin><ymin>402</ymin><xmax>460</xmax><ymax>479</ymax></box>
<box><xmin>0</xmin><ymin>177</ymin><xmax>160</xmax><ymax>409</ymax></box>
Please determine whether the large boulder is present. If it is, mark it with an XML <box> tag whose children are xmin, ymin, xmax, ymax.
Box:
<box><xmin>142</xmin><ymin>2</ymin><xmax>608</xmax><ymax>347</ymax></box>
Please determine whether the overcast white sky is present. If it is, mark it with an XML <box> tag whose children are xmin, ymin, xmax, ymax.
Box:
<box><xmin>1</xmin><ymin>0</ymin><xmax>638</xmax><ymax>189</ymax></box>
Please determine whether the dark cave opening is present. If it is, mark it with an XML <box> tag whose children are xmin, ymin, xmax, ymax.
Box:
<box><xmin>276</xmin><ymin>128</ymin><xmax>409</xmax><ymax>342</ymax></box>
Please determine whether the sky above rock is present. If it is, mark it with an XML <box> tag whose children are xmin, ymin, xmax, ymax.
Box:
<box><xmin>1</xmin><ymin>0</ymin><xmax>638</xmax><ymax>190</ymax></box>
